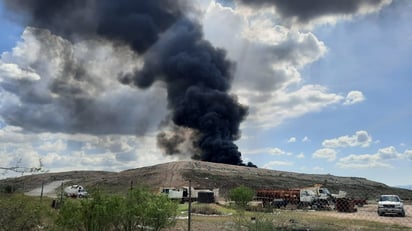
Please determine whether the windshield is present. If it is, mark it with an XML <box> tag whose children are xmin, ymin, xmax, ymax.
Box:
<box><xmin>320</xmin><ymin>188</ymin><xmax>330</xmax><ymax>195</ymax></box>
<box><xmin>380</xmin><ymin>195</ymin><xmax>400</xmax><ymax>202</ymax></box>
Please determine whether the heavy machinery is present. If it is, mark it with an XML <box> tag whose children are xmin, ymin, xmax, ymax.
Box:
<box><xmin>255</xmin><ymin>184</ymin><xmax>334</xmax><ymax>210</ymax></box>
<box><xmin>64</xmin><ymin>184</ymin><xmax>88</xmax><ymax>198</ymax></box>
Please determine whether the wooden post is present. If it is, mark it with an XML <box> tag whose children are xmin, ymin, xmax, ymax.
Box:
<box><xmin>40</xmin><ymin>181</ymin><xmax>44</xmax><ymax>201</ymax></box>
<box><xmin>60</xmin><ymin>182</ymin><xmax>64</xmax><ymax>202</ymax></box>
<box><xmin>188</xmin><ymin>180</ymin><xmax>192</xmax><ymax>231</ymax></box>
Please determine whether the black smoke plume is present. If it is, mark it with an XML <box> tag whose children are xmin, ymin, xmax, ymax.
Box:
<box><xmin>235</xmin><ymin>0</ymin><xmax>389</xmax><ymax>23</ymax></box>
<box><xmin>4</xmin><ymin>0</ymin><xmax>187</xmax><ymax>53</ymax></box>
<box><xmin>3</xmin><ymin>0</ymin><xmax>252</xmax><ymax>166</ymax></box>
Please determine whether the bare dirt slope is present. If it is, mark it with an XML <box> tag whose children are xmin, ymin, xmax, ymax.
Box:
<box><xmin>1</xmin><ymin>161</ymin><xmax>411</xmax><ymax>200</ymax></box>
<box><xmin>24</xmin><ymin>180</ymin><xmax>71</xmax><ymax>198</ymax></box>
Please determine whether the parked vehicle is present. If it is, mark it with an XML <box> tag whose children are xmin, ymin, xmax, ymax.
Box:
<box><xmin>256</xmin><ymin>184</ymin><xmax>334</xmax><ymax>210</ymax></box>
<box><xmin>64</xmin><ymin>185</ymin><xmax>88</xmax><ymax>198</ymax></box>
<box><xmin>377</xmin><ymin>195</ymin><xmax>405</xmax><ymax>217</ymax></box>
<box><xmin>160</xmin><ymin>187</ymin><xmax>217</xmax><ymax>203</ymax></box>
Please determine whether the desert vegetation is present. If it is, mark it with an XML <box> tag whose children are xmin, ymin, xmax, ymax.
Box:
<box><xmin>1</xmin><ymin>189</ymin><xmax>411</xmax><ymax>231</ymax></box>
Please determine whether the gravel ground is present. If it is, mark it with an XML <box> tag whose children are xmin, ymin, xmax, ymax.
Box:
<box><xmin>165</xmin><ymin>204</ymin><xmax>412</xmax><ymax>231</ymax></box>
<box><xmin>315</xmin><ymin>203</ymin><xmax>412</xmax><ymax>228</ymax></box>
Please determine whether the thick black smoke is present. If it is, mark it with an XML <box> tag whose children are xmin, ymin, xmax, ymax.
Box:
<box><xmin>120</xmin><ymin>19</ymin><xmax>249</xmax><ymax>165</ymax></box>
<box><xmin>4</xmin><ymin>0</ymin><xmax>187</xmax><ymax>53</ymax></box>
<box><xmin>235</xmin><ymin>0</ymin><xmax>389</xmax><ymax>22</ymax></box>
<box><xmin>3</xmin><ymin>0</ymin><xmax>251</xmax><ymax>166</ymax></box>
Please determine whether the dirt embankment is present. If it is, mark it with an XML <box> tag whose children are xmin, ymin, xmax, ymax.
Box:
<box><xmin>2</xmin><ymin>161</ymin><xmax>412</xmax><ymax>200</ymax></box>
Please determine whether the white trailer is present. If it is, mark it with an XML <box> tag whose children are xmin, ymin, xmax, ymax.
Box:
<box><xmin>160</xmin><ymin>187</ymin><xmax>218</xmax><ymax>202</ymax></box>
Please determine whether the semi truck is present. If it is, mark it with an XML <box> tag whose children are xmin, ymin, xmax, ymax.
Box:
<box><xmin>255</xmin><ymin>184</ymin><xmax>335</xmax><ymax>210</ymax></box>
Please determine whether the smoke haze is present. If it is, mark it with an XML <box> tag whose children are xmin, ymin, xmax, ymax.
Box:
<box><xmin>2</xmin><ymin>0</ymin><xmax>249</xmax><ymax>165</ymax></box>
<box><xmin>0</xmin><ymin>0</ymin><xmax>393</xmax><ymax>170</ymax></box>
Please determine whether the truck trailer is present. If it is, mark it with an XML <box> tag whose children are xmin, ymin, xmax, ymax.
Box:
<box><xmin>256</xmin><ymin>184</ymin><xmax>334</xmax><ymax>210</ymax></box>
<box><xmin>160</xmin><ymin>187</ymin><xmax>218</xmax><ymax>203</ymax></box>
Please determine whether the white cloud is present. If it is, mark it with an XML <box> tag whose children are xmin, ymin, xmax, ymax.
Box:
<box><xmin>0</xmin><ymin>147</ymin><xmax>42</xmax><ymax>172</ymax></box>
<box><xmin>297</xmin><ymin>153</ymin><xmax>305</xmax><ymax>159</ymax></box>
<box><xmin>312</xmin><ymin>148</ymin><xmax>337</xmax><ymax>161</ymax></box>
<box><xmin>302</xmin><ymin>136</ymin><xmax>310</xmax><ymax>142</ymax></box>
<box><xmin>239</xmin><ymin>85</ymin><xmax>344</xmax><ymax>129</ymax></box>
<box><xmin>288</xmin><ymin>137</ymin><xmax>296</xmax><ymax>143</ymax></box>
<box><xmin>37</xmin><ymin>139</ymin><xmax>67</xmax><ymax>153</ymax></box>
<box><xmin>268</xmin><ymin>148</ymin><xmax>286</xmax><ymax>155</ymax></box>
<box><xmin>242</xmin><ymin>147</ymin><xmax>289</xmax><ymax>156</ymax></box>
<box><xmin>337</xmin><ymin>154</ymin><xmax>391</xmax><ymax>169</ymax></box>
<box><xmin>0</xmin><ymin>123</ymin><xmax>182</xmax><ymax>179</ymax></box>
<box><xmin>337</xmin><ymin>146</ymin><xmax>410</xmax><ymax>169</ymax></box>
<box><xmin>343</xmin><ymin>91</ymin><xmax>365</xmax><ymax>105</ymax></box>
<box><xmin>377</xmin><ymin>146</ymin><xmax>402</xmax><ymax>160</ymax></box>
<box><xmin>406</xmin><ymin>149</ymin><xmax>412</xmax><ymax>160</ymax></box>
<box><xmin>0</xmin><ymin>61</ymin><xmax>40</xmax><ymax>81</ymax></box>
<box><xmin>0</xmin><ymin>27</ymin><xmax>167</xmax><ymax>135</ymax></box>
<box><xmin>322</xmin><ymin>130</ymin><xmax>372</xmax><ymax>148</ymax></box>
<box><xmin>0</xmin><ymin>125</ymin><xmax>26</xmax><ymax>143</ymax></box>
<box><xmin>202</xmin><ymin>3</ymin><xmax>349</xmax><ymax>131</ymax></box>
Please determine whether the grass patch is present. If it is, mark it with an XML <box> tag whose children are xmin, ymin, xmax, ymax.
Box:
<box><xmin>1</xmin><ymin>194</ymin><xmax>410</xmax><ymax>231</ymax></box>
<box><xmin>233</xmin><ymin>210</ymin><xmax>412</xmax><ymax>231</ymax></box>
<box><xmin>178</xmin><ymin>202</ymin><xmax>236</xmax><ymax>216</ymax></box>
<box><xmin>173</xmin><ymin>205</ymin><xmax>412</xmax><ymax>231</ymax></box>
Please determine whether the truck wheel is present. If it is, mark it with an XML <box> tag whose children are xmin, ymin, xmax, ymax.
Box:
<box><xmin>400</xmin><ymin>210</ymin><xmax>405</xmax><ymax>217</ymax></box>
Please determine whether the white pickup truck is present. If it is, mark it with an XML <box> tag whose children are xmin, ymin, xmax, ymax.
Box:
<box><xmin>377</xmin><ymin>195</ymin><xmax>405</xmax><ymax>217</ymax></box>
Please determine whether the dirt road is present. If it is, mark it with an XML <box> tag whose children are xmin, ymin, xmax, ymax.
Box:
<box><xmin>24</xmin><ymin>180</ymin><xmax>71</xmax><ymax>198</ymax></box>
<box><xmin>316</xmin><ymin>204</ymin><xmax>412</xmax><ymax>228</ymax></box>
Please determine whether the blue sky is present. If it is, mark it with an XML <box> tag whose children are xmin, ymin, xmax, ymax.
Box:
<box><xmin>0</xmin><ymin>0</ymin><xmax>411</xmax><ymax>186</ymax></box>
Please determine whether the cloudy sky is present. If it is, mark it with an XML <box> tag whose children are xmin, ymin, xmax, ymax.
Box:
<box><xmin>0</xmin><ymin>0</ymin><xmax>411</xmax><ymax>186</ymax></box>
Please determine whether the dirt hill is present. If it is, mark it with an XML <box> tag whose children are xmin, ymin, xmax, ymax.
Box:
<box><xmin>1</xmin><ymin>160</ymin><xmax>411</xmax><ymax>200</ymax></box>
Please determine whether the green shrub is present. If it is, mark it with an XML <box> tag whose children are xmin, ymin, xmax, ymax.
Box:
<box><xmin>0</xmin><ymin>194</ymin><xmax>52</xmax><ymax>231</ymax></box>
<box><xmin>229</xmin><ymin>185</ymin><xmax>255</xmax><ymax>209</ymax></box>
<box><xmin>3</xmin><ymin>184</ymin><xmax>15</xmax><ymax>193</ymax></box>
<box><xmin>191</xmin><ymin>204</ymin><xmax>222</xmax><ymax>215</ymax></box>
<box><xmin>122</xmin><ymin>187</ymin><xmax>178</xmax><ymax>231</ymax></box>
<box><xmin>55</xmin><ymin>187</ymin><xmax>178</xmax><ymax>231</ymax></box>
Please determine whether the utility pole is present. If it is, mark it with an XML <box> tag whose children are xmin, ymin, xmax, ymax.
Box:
<box><xmin>60</xmin><ymin>182</ymin><xmax>64</xmax><ymax>202</ymax></box>
<box><xmin>188</xmin><ymin>180</ymin><xmax>192</xmax><ymax>231</ymax></box>
<box><xmin>40</xmin><ymin>181</ymin><xmax>44</xmax><ymax>201</ymax></box>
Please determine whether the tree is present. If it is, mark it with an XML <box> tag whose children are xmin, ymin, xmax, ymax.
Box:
<box><xmin>56</xmin><ymin>186</ymin><xmax>178</xmax><ymax>231</ymax></box>
<box><xmin>0</xmin><ymin>158</ymin><xmax>48</xmax><ymax>176</ymax></box>
<box><xmin>229</xmin><ymin>185</ymin><xmax>255</xmax><ymax>209</ymax></box>
<box><xmin>122</xmin><ymin>187</ymin><xmax>178</xmax><ymax>231</ymax></box>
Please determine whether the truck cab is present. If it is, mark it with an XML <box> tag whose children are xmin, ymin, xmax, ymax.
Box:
<box><xmin>299</xmin><ymin>186</ymin><xmax>332</xmax><ymax>209</ymax></box>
